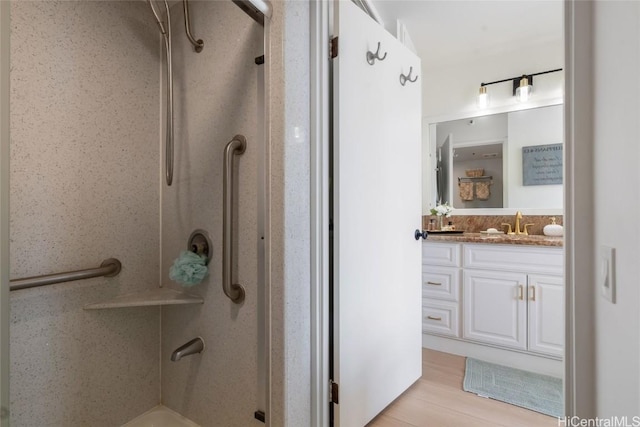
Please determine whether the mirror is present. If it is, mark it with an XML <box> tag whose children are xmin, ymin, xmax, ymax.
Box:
<box><xmin>431</xmin><ymin>104</ymin><xmax>563</xmax><ymax>212</ymax></box>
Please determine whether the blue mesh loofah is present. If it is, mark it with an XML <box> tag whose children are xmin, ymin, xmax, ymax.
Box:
<box><xmin>169</xmin><ymin>251</ymin><xmax>208</xmax><ymax>287</ymax></box>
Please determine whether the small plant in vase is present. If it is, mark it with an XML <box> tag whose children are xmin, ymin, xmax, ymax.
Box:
<box><xmin>430</xmin><ymin>202</ymin><xmax>454</xmax><ymax>230</ymax></box>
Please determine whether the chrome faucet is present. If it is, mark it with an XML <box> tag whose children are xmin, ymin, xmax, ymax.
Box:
<box><xmin>171</xmin><ymin>337</ymin><xmax>204</xmax><ymax>361</ymax></box>
<box><xmin>502</xmin><ymin>211</ymin><xmax>535</xmax><ymax>235</ymax></box>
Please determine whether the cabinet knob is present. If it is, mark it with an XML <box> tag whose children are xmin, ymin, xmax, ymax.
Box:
<box><xmin>518</xmin><ymin>284</ymin><xmax>524</xmax><ymax>300</ymax></box>
<box><xmin>414</xmin><ymin>229</ymin><xmax>428</xmax><ymax>240</ymax></box>
<box><xmin>427</xmin><ymin>315</ymin><xmax>442</xmax><ymax>321</ymax></box>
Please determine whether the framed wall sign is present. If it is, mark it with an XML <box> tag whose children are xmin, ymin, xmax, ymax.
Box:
<box><xmin>522</xmin><ymin>143</ymin><xmax>563</xmax><ymax>186</ymax></box>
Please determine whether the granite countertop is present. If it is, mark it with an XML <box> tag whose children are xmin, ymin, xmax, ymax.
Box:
<box><xmin>425</xmin><ymin>232</ymin><xmax>563</xmax><ymax>247</ymax></box>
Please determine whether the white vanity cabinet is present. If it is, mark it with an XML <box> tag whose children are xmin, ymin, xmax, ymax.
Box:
<box><xmin>421</xmin><ymin>243</ymin><xmax>461</xmax><ymax>337</ymax></box>
<box><xmin>422</xmin><ymin>241</ymin><xmax>564</xmax><ymax>359</ymax></box>
<box><xmin>463</xmin><ymin>269</ymin><xmax>528</xmax><ymax>350</ymax></box>
<box><xmin>462</xmin><ymin>243</ymin><xmax>564</xmax><ymax>358</ymax></box>
<box><xmin>527</xmin><ymin>274</ymin><xmax>564</xmax><ymax>356</ymax></box>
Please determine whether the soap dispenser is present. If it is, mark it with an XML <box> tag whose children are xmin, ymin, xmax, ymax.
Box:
<box><xmin>543</xmin><ymin>217</ymin><xmax>563</xmax><ymax>237</ymax></box>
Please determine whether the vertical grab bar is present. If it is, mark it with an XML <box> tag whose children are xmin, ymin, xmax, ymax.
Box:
<box><xmin>223</xmin><ymin>135</ymin><xmax>247</xmax><ymax>304</ymax></box>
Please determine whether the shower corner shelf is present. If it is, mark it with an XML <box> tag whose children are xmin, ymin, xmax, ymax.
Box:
<box><xmin>84</xmin><ymin>287</ymin><xmax>203</xmax><ymax>310</ymax></box>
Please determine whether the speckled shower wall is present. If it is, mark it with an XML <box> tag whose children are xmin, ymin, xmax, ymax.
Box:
<box><xmin>9</xmin><ymin>2</ymin><xmax>160</xmax><ymax>425</ymax></box>
<box><xmin>159</xmin><ymin>2</ymin><xmax>264</xmax><ymax>426</ymax></box>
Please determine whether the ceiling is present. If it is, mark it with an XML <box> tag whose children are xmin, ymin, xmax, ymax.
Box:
<box><xmin>370</xmin><ymin>0</ymin><xmax>563</xmax><ymax>70</ymax></box>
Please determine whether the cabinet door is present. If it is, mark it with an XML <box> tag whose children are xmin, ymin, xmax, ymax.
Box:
<box><xmin>528</xmin><ymin>274</ymin><xmax>564</xmax><ymax>357</ymax></box>
<box><xmin>463</xmin><ymin>270</ymin><xmax>527</xmax><ymax>350</ymax></box>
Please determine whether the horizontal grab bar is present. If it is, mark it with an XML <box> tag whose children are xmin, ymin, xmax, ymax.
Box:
<box><xmin>9</xmin><ymin>258</ymin><xmax>122</xmax><ymax>291</ymax></box>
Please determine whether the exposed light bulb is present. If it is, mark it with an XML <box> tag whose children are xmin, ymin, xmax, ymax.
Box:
<box><xmin>516</xmin><ymin>85</ymin><xmax>531</xmax><ymax>102</ymax></box>
<box><xmin>477</xmin><ymin>86</ymin><xmax>489</xmax><ymax>108</ymax></box>
<box><xmin>515</xmin><ymin>76</ymin><xmax>532</xmax><ymax>102</ymax></box>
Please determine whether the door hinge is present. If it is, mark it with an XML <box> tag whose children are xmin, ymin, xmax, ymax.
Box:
<box><xmin>330</xmin><ymin>36</ymin><xmax>339</xmax><ymax>59</ymax></box>
<box><xmin>329</xmin><ymin>380</ymin><xmax>339</xmax><ymax>404</ymax></box>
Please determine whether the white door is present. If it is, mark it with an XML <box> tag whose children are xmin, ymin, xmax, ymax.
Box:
<box><xmin>332</xmin><ymin>1</ymin><xmax>422</xmax><ymax>426</ymax></box>
<box><xmin>528</xmin><ymin>274</ymin><xmax>564</xmax><ymax>357</ymax></box>
<box><xmin>463</xmin><ymin>269</ymin><xmax>528</xmax><ymax>350</ymax></box>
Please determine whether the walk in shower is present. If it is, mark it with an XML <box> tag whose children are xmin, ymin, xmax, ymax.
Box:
<box><xmin>4</xmin><ymin>1</ymin><xmax>271</xmax><ymax>425</ymax></box>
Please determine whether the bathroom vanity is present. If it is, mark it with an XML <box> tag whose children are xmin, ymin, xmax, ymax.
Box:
<box><xmin>421</xmin><ymin>234</ymin><xmax>564</xmax><ymax>376</ymax></box>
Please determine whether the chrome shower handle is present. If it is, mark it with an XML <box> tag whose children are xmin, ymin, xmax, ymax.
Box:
<box><xmin>222</xmin><ymin>135</ymin><xmax>247</xmax><ymax>304</ymax></box>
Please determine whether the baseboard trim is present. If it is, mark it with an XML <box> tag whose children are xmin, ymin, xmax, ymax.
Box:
<box><xmin>423</xmin><ymin>334</ymin><xmax>563</xmax><ymax>377</ymax></box>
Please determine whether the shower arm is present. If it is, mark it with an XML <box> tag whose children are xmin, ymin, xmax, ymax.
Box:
<box><xmin>183</xmin><ymin>0</ymin><xmax>204</xmax><ymax>53</ymax></box>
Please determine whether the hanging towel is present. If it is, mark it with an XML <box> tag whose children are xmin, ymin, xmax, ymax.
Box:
<box><xmin>458</xmin><ymin>181</ymin><xmax>474</xmax><ymax>201</ymax></box>
<box><xmin>475</xmin><ymin>181</ymin><xmax>492</xmax><ymax>200</ymax></box>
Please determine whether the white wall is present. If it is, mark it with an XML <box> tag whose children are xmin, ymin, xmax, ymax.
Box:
<box><xmin>507</xmin><ymin>105</ymin><xmax>563</xmax><ymax>209</ymax></box>
<box><xmin>423</xmin><ymin>40</ymin><xmax>564</xmax><ymax>120</ymax></box>
<box><xmin>591</xmin><ymin>0</ymin><xmax>640</xmax><ymax>417</ymax></box>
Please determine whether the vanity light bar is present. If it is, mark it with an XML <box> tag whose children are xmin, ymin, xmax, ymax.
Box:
<box><xmin>478</xmin><ymin>68</ymin><xmax>563</xmax><ymax>105</ymax></box>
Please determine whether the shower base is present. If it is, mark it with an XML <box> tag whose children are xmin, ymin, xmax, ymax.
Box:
<box><xmin>123</xmin><ymin>405</ymin><xmax>199</xmax><ymax>427</ymax></box>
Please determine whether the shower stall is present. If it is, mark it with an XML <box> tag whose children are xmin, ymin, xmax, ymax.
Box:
<box><xmin>2</xmin><ymin>0</ymin><xmax>273</xmax><ymax>425</ymax></box>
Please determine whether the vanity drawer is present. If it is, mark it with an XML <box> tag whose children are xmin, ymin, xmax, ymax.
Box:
<box><xmin>422</xmin><ymin>300</ymin><xmax>459</xmax><ymax>337</ymax></box>
<box><xmin>422</xmin><ymin>242</ymin><xmax>461</xmax><ymax>267</ymax></box>
<box><xmin>464</xmin><ymin>244</ymin><xmax>563</xmax><ymax>275</ymax></box>
<box><xmin>422</xmin><ymin>266</ymin><xmax>460</xmax><ymax>302</ymax></box>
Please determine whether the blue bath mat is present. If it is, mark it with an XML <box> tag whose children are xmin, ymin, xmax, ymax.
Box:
<box><xmin>463</xmin><ymin>358</ymin><xmax>563</xmax><ymax>417</ymax></box>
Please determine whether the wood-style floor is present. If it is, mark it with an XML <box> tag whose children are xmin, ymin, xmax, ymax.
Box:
<box><xmin>367</xmin><ymin>349</ymin><xmax>557</xmax><ymax>427</ymax></box>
